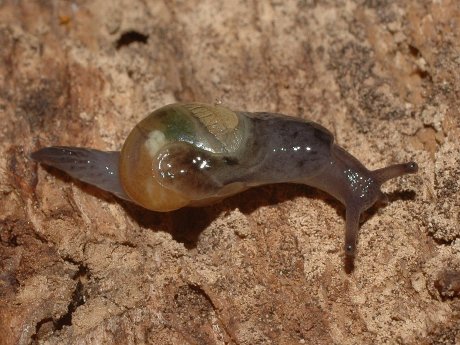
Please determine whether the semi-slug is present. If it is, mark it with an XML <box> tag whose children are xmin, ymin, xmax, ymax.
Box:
<box><xmin>31</xmin><ymin>103</ymin><xmax>418</xmax><ymax>260</ymax></box>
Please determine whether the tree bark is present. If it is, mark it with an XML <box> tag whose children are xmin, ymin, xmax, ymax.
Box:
<box><xmin>0</xmin><ymin>1</ymin><xmax>459</xmax><ymax>344</ymax></box>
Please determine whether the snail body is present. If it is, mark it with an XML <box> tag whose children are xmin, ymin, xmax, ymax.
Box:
<box><xmin>32</xmin><ymin>103</ymin><xmax>418</xmax><ymax>260</ymax></box>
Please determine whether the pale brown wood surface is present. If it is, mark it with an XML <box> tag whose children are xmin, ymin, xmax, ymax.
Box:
<box><xmin>0</xmin><ymin>1</ymin><xmax>459</xmax><ymax>344</ymax></box>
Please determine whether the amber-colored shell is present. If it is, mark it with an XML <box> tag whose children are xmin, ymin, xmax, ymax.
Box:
<box><xmin>119</xmin><ymin>103</ymin><xmax>248</xmax><ymax>211</ymax></box>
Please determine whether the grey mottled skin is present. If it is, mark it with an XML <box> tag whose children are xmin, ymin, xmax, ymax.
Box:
<box><xmin>31</xmin><ymin>147</ymin><xmax>130</xmax><ymax>201</ymax></box>
<box><xmin>31</xmin><ymin>109</ymin><xmax>418</xmax><ymax>268</ymax></box>
<box><xmin>231</xmin><ymin>112</ymin><xmax>334</xmax><ymax>184</ymax></box>
<box><xmin>228</xmin><ymin>112</ymin><xmax>417</xmax><ymax>260</ymax></box>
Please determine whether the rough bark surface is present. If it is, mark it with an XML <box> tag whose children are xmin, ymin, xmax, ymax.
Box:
<box><xmin>1</xmin><ymin>1</ymin><xmax>459</xmax><ymax>344</ymax></box>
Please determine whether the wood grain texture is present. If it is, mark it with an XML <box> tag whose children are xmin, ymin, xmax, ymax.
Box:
<box><xmin>0</xmin><ymin>0</ymin><xmax>458</xmax><ymax>344</ymax></box>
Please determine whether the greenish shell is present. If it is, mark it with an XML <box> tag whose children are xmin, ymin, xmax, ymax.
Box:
<box><xmin>119</xmin><ymin>103</ymin><xmax>250</xmax><ymax>211</ymax></box>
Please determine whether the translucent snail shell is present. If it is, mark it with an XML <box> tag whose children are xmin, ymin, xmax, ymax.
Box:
<box><xmin>119</xmin><ymin>103</ymin><xmax>252</xmax><ymax>211</ymax></box>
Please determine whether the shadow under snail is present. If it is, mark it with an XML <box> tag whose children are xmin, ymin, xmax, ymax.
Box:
<box><xmin>31</xmin><ymin>103</ymin><xmax>418</xmax><ymax>262</ymax></box>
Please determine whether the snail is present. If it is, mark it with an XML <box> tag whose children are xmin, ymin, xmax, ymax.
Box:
<box><xmin>31</xmin><ymin>102</ymin><xmax>418</xmax><ymax>261</ymax></box>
